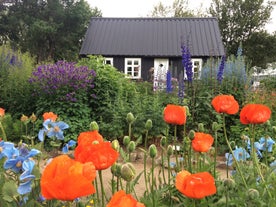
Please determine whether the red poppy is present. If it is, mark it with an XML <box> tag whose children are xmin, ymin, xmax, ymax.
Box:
<box><xmin>107</xmin><ymin>190</ymin><xmax>145</xmax><ymax>207</ymax></box>
<box><xmin>42</xmin><ymin>112</ymin><xmax>58</xmax><ymax>122</ymax></box>
<box><xmin>240</xmin><ymin>104</ymin><xmax>271</xmax><ymax>124</ymax></box>
<box><xmin>77</xmin><ymin>130</ymin><xmax>104</xmax><ymax>147</ymax></box>
<box><xmin>40</xmin><ymin>155</ymin><xmax>96</xmax><ymax>201</ymax></box>
<box><xmin>175</xmin><ymin>170</ymin><xmax>216</xmax><ymax>199</ymax></box>
<box><xmin>0</xmin><ymin>108</ymin><xmax>5</xmax><ymax>117</ymax></box>
<box><xmin>211</xmin><ymin>95</ymin><xmax>239</xmax><ymax>115</ymax></box>
<box><xmin>192</xmin><ymin>132</ymin><xmax>214</xmax><ymax>152</ymax></box>
<box><xmin>75</xmin><ymin>141</ymin><xmax>119</xmax><ymax>170</ymax></box>
<box><xmin>163</xmin><ymin>104</ymin><xmax>186</xmax><ymax>125</ymax></box>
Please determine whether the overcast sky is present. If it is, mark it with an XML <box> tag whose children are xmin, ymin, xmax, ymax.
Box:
<box><xmin>86</xmin><ymin>0</ymin><xmax>275</xmax><ymax>33</ymax></box>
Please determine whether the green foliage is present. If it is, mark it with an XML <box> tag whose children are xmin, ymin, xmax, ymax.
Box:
<box><xmin>0</xmin><ymin>45</ymin><xmax>36</xmax><ymax>118</ymax></box>
<box><xmin>209</xmin><ymin>0</ymin><xmax>273</xmax><ymax>56</ymax></box>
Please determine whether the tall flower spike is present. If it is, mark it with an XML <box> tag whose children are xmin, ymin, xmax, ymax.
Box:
<box><xmin>217</xmin><ymin>55</ymin><xmax>226</xmax><ymax>84</ymax></box>
<box><xmin>181</xmin><ymin>44</ymin><xmax>193</xmax><ymax>83</ymax></box>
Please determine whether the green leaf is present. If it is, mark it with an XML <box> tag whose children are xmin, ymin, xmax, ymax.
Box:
<box><xmin>2</xmin><ymin>181</ymin><xmax>19</xmax><ymax>202</ymax></box>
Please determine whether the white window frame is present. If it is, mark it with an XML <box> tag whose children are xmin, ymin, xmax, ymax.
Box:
<box><xmin>104</xmin><ymin>57</ymin><xmax>113</xmax><ymax>66</ymax></box>
<box><xmin>124</xmin><ymin>58</ymin><xmax>141</xmax><ymax>79</ymax></box>
<box><xmin>184</xmin><ymin>58</ymin><xmax>203</xmax><ymax>80</ymax></box>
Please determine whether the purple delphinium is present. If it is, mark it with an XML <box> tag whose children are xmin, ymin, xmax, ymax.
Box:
<box><xmin>29</xmin><ymin>61</ymin><xmax>96</xmax><ymax>101</ymax></box>
<box><xmin>181</xmin><ymin>44</ymin><xmax>193</xmax><ymax>83</ymax></box>
<box><xmin>166</xmin><ymin>70</ymin><xmax>173</xmax><ymax>93</ymax></box>
<box><xmin>178</xmin><ymin>78</ymin><xmax>185</xmax><ymax>104</ymax></box>
<box><xmin>217</xmin><ymin>55</ymin><xmax>226</xmax><ymax>84</ymax></box>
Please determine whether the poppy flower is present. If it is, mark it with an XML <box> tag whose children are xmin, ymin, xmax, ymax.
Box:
<box><xmin>0</xmin><ymin>108</ymin><xmax>5</xmax><ymax>117</ymax></box>
<box><xmin>107</xmin><ymin>190</ymin><xmax>145</xmax><ymax>207</ymax></box>
<box><xmin>211</xmin><ymin>95</ymin><xmax>239</xmax><ymax>115</ymax></box>
<box><xmin>175</xmin><ymin>170</ymin><xmax>216</xmax><ymax>199</ymax></box>
<box><xmin>40</xmin><ymin>155</ymin><xmax>96</xmax><ymax>201</ymax></box>
<box><xmin>192</xmin><ymin>132</ymin><xmax>214</xmax><ymax>152</ymax></box>
<box><xmin>163</xmin><ymin>104</ymin><xmax>186</xmax><ymax>125</ymax></box>
<box><xmin>74</xmin><ymin>141</ymin><xmax>119</xmax><ymax>170</ymax></box>
<box><xmin>240</xmin><ymin>104</ymin><xmax>271</xmax><ymax>124</ymax></box>
<box><xmin>77</xmin><ymin>130</ymin><xmax>104</xmax><ymax>147</ymax></box>
<box><xmin>42</xmin><ymin>112</ymin><xmax>58</xmax><ymax>122</ymax></box>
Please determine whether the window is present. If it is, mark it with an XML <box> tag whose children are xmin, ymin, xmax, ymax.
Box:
<box><xmin>124</xmin><ymin>58</ymin><xmax>141</xmax><ymax>79</ymax></box>
<box><xmin>184</xmin><ymin>58</ymin><xmax>202</xmax><ymax>80</ymax></box>
<box><xmin>104</xmin><ymin>57</ymin><xmax>113</xmax><ymax>66</ymax></box>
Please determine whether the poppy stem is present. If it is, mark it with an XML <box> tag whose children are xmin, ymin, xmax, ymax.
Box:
<box><xmin>98</xmin><ymin>170</ymin><xmax>106</xmax><ymax>207</ymax></box>
<box><xmin>222</xmin><ymin>114</ymin><xmax>248</xmax><ymax>188</ymax></box>
<box><xmin>213</xmin><ymin>130</ymin><xmax>218</xmax><ymax>178</ymax></box>
<box><xmin>174</xmin><ymin>125</ymin><xmax>179</xmax><ymax>168</ymax></box>
<box><xmin>0</xmin><ymin>121</ymin><xmax>7</xmax><ymax>141</ymax></box>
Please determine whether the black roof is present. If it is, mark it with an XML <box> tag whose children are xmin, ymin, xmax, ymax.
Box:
<box><xmin>80</xmin><ymin>17</ymin><xmax>225</xmax><ymax>57</ymax></box>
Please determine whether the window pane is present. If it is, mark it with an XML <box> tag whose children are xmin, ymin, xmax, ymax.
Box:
<box><xmin>127</xmin><ymin>60</ymin><xmax>132</xmax><ymax>65</ymax></box>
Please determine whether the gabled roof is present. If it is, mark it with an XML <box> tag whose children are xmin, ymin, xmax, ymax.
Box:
<box><xmin>80</xmin><ymin>17</ymin><xmax>225</xmax><ymax>57</ymax></box>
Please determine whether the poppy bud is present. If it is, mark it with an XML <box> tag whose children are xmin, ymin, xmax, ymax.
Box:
<box><xmin>212</xmin><ymin>122</ymin><xmax>221</xmax><ymax>132</ymax></box>
<box><xmin>121</xmin><ymin>162</ymin><xmax>136</xmax><ymax>182</ymax></box>
<box><xmin>160</xmin><ymin>136</ymin><xmax>167</xmax><ymax>148</ymax></box>
<box><xmin>167</xmin><ymin>145</ymin><xmax>173</xmax><ymax>156</ymax></box>
<box><xmin>145</xmin><ymin>119</ymin><xmax>153</xmax><ymax>130</ymax></box>
<box><xmin>112</xmin><ymin>139</ymin><xmax>120</xmax><ymax>151</ymax></box>
<box><xmin>198</xmin><ymin>123</ymin><xmax>204</xmax><ymax>132</ymax></box>
<box><xmin>149</xmin><ymin>144</ymin><xmax>157</xmax><ymax>158</ymax></box>
<box><xmin>126</xmin><ymin>112</ymin><xmax>135</xmax><ymax>124</ymax></box>
<box><xmin>272</xmin><ymin>126</ymin><xmax>276</xmax><ymax>134</ymax></box>
<box><xmin>246</xmin><ymin>188</ymin><xmax>259</xmax><ymax>200</ymax></box>
<box><xmin>123</xmin><ymin>136</ymin><xmax>130</xmax><ymax>146</ymax></box>
<box><xmin>90</xmin><ymin>121</ymin><xmax>99</xmax><ymax>131</ymax></box>
<box><xmin>223</xmin><ymin>178</ymin><xmax>235</xmax><ymax>189</ymax></box>
<box><xmin>188</xmin><ymin>130</ymin><xmax>195</xmax><ymax>139</ymax></box>
<box><xmin>111</xmin><ymin>163</ymin><xmax>122</xmax><ymax>177</ymax></box>
<box><xmin>127</xmin><ymin>141</ymin><xmax>136</xmax><ymax>153</ymax></box>
<box><xmin>184</xmin><ymin>106</ymin><xmax>190</xmax><ymax>116</ymax></box>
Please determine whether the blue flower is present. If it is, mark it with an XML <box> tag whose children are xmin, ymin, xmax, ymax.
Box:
<box><xmin>62</xmin><ymin>140</ymin><xmax>77</xmax><ymax>154</ymax></box>
<box><xmin>166</xmin><ymin>70</ymin><xmax>172</xmax><ymax>93</ymax></box>
<box><xmin>258</xmin><ymin>137</ymin><xmax>275</xmax><ymax>152</ymax></box>
<box><xmin>0</xmin><ymin>141</ymin><xmax>15</xmax><ymax>159</ymax></box>
<box><xmin>38</xmin><ymin>119</ymin><xmax>69</xmax><ymax>141</ymax></box>
<box><xmin>4</xmin><ymin>143</ymin><xmax>40</xmax><ymax>173</ymax></box>
<box><xmin>17</xmin><ymin>159</ymin><xmax>35</xmax><ymax>195</ymax></box>
<box><xmin>181</xmin><ymin>44</ymin><xmax>193</xmax><ymax>82</ymax></box>
<box><xmin>225</xmin><ymin>147</ymin><xmax>250</xmax><ymax>166</ymax></box>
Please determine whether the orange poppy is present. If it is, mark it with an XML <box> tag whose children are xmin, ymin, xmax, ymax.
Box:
<box><xmin>192</xmin><ymin>132</ymin><xmax>214</xmax><ymax>152</ymax></box>
<box><xmin>211</xmin><ymin>95</ymin><xmax>239</xmax><ymax>115</ymax></box>
<box><xmin>175</xmin><ymin>170</ymin><xmax>216</xmax><ymax>199</ymax></box>
<box><xmin>107</xmin><ymin>190</ymin><xmax>145</xmax><ymax>207</ymax></box>
<box><xmin>163</xmin><ymin>104</ymin><xmax>186</xmax><ymax>125</ymax></box>
<box><xmin>77</xmin><ymin>130</ymin><xmax>104</xmax><ymax>147</ymax></box>
<box><xmin>40</xmin><ymin>155</ymin><xmax>96</xmax><ymax>201</ymax></box>
<box><xmin>74</xmin><ymin>141</ymin><xmax>119</xmax><ymax>170</ymax></box>
<box><xmin>240</xmin><ymin>104</ymin><xmax>271</xmax><ymax>124</ymax></box>
<box><xmin>0</xmin><ymin>108</ymin><xmax>5</xmax><ymax>117</ymax></box>
<box><xmin>42</xmin><ymin>112</ymin><xmax>58</xmax><ymax>122</ymax></box>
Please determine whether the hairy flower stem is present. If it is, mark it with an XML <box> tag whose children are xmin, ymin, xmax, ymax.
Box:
<box><xmin>99</xmin><ymin>170</ymin><xmax>106</xmax><ymax>207</ymax></box>
<box><xmin>174</xmin><ymin>125</ymin><xmax>179</xmax><ymax>167</ymax></box>
<box><xmin>0</xmin><ymin>122</ymin><xmax>7</xmax><ymax>141</ymax></box>
<box><xmin>222</xmin><ymin>115</ymin><xmax>248</xmax><ymax>188</ymax></box>
<box><xmin>143</xmin><ymin>151</ymin><xmax>149</xmax><ymax>193</ymax></box>
<box><xmin>151</xmin><ymin>157</ymin><xmax>156</xmax><ymax>207</ymax></box>
<box><xmin>250</xmin><ymin>124</ymin><xmax>272</xmax><ymax>198</ymax></box>
<box><xmin>214</xmin><ymin>131</ymin><xmax>218</xmax><ymax>178</ymax></box>
<box><xmin>161</xmin><ymin>147</ymin><xmax>166</xmax><ymax>184</ymax></box>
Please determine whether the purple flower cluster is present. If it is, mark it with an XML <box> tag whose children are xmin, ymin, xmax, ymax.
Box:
<box><xmin>29</xmin><ymin>61</ymin><xmax>96</xmax><ymax>101</ymax></box>
<box><xmin>181</xmin><ymin>44</ymin><xmax>193</xmax><ymax>82</ymax></box>
<box><xmin>217</xmin><ymin>55</ymin><xmax>226</xmax><ymax>84</ymax></box>
<box><xmin>166</xmin><ymin>70</ymin><xmax>173</xmax><ymax>93</ymax></box>
<box><xmin>178</xmin><ymin>78</ymin><xmax>185</xmax><ymax>104</ymax></box>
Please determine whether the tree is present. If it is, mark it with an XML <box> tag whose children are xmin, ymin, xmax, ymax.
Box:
<box><xmin>150</xmin><ymin>0</ymin><xmax>195</xmax><ymax>17</ymax></box>
<box><xmin>0</xmin><ymin>0</ymin><xmax>101</xmax><ymax>62</ymax></box>
<box><xmin>244</xmin><ymin>31</ymin><xmax>276</xmax><ymax>67</ymax></box>
<box><xmin>209</xmin><ymin>0</ymin><xmax>273</xmax><ymax>56</ymax></box>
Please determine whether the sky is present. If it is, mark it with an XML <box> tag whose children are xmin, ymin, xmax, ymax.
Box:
<box><xmin>86</xmin><ymin>0</ymin><xmax>275</xmax><ymax>33</ymax></box>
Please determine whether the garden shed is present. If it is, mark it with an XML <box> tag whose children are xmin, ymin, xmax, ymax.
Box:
<box><xmin>79</xmin><ymin>17</ymin><xmax>225</xmax><ymax>84</ymax></box>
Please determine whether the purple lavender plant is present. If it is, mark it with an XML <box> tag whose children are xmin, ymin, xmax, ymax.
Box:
<box><xmin>29</xmin><ymin>61</ymin><xmax>96</xmax><ymax>101</ymax></box>
<box><xmin>181</xmin><ymin>44</ymin><xmax>193</xmax><ymax>83</ymax></box>
<box><xmin>217</xmin><ymin>55</ymin><xmax>226</xmax><ymax>84</ymax></box>
<box><xmin>166</xmin><ymin>70</ymin><xmax>173</xmax><ymax>93</ymax></box>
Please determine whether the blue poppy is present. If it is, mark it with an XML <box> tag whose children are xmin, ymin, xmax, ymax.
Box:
<box><xmin>17</xmin><ymin>159</ymin><xmax>35</xmax><ymax>195</ymax></box>
<box><xmin>62</xmin><ymin>140</ymin><xmax>77</xmax><ymax>153</ymax></box>
<box><xmin>4</xmin><ymin>144</ymin><xmax>40</xmax><ymax>173</ymax></box>
<box><xmin>225</xmin><ymin>147</ymin><xmax>250</xmax><ymax>166</ymax></box>
<box><xmin>0</xmin><ymin>141</ymin><xmax>15</xmax><ymax>159</ymax></box>
<box><xmin>259</xmin><ymin>137</ymin><xmax>275</xmax><ymax>152</ymax></box>
<box><xmin>38</xmin><ymin>119</ymin><xmax>69</xmax><ymax>141</ymax></box>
